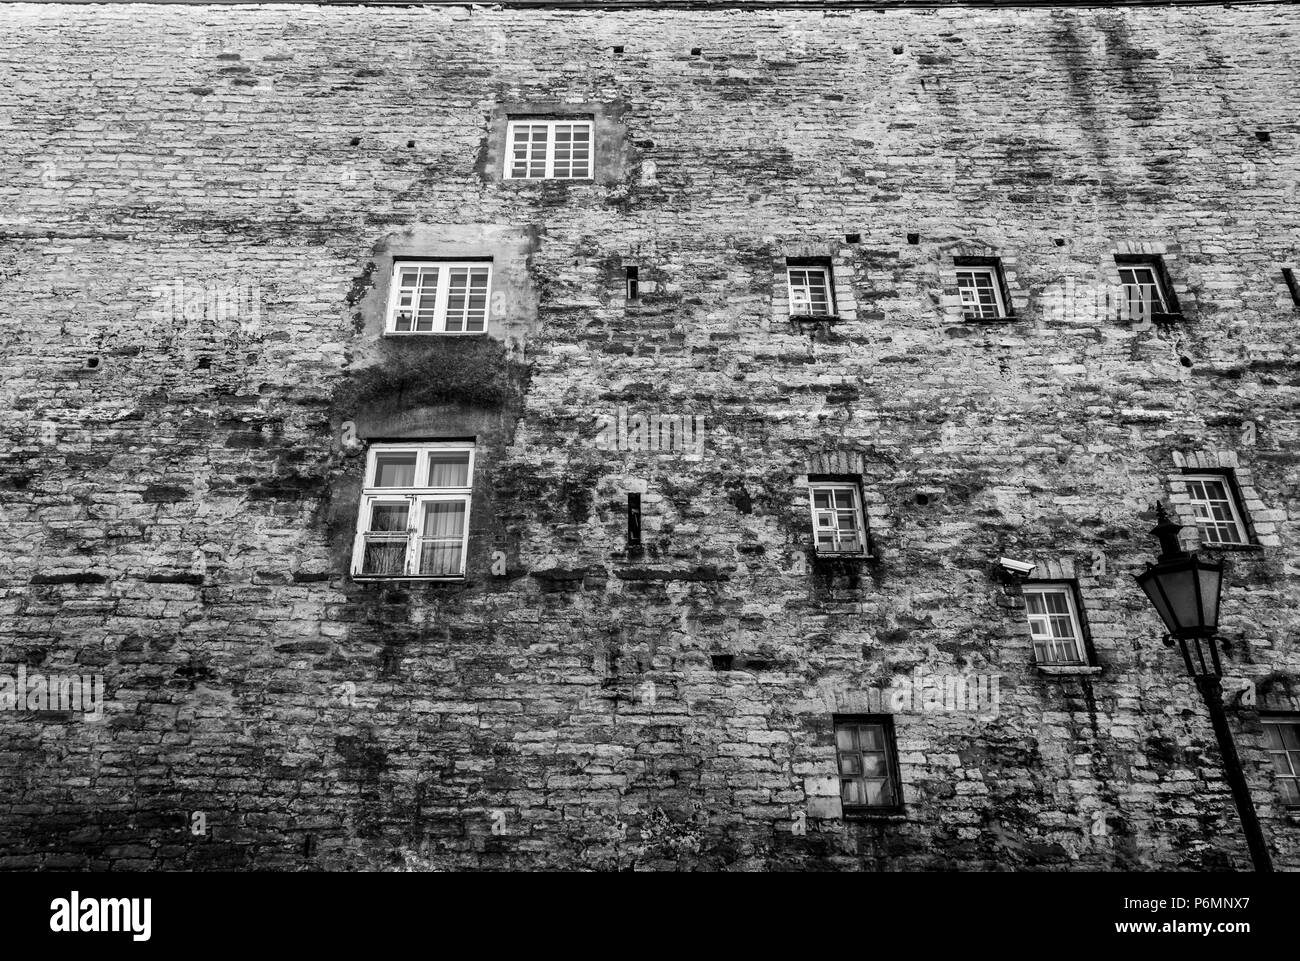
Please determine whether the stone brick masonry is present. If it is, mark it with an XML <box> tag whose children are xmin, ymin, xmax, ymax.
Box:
<box><xmin>0</xmin><ymin>1</ymin><xmax>1298</xmax><ymax>870</ymax></box>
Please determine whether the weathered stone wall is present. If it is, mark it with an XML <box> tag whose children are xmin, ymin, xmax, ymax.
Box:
<box><xmin>1</xmin><ymin>2</ymin><xmax>1298</xmax><ymax>870</ymax></box>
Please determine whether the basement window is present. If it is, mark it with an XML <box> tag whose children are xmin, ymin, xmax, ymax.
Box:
<box><xmin>786</xmin><ymin>261</ymin><xmax>835</xmax><ymax>319</ymax></box>
<box><xmin>954</xmin><ymin>257</ymin><xmax>1011</xmax><ymax>320</ymax></box>
<box><xmin>1115</xmin><ymin>255</ymin><xmax>1178</xmax><ymax>324</ymax></box>
<box><xmin>386</xmin><ymin>261</ymin><xmax>491</xmax><ymax>334</ymax></box>
<box><xmin>1263</xmin><ymin>716</ymin><xmax>1300</xmax><ymax>807</ymax></box>
<box><xmin>1183</xmin><ymin>472</ymin><xmax>1251</xmax><ymax>546</ymax></box>
<box><xmin>808</xmin><ymin>479</ymin><xmax>868</xmax><ymax>556</ymax></box>
<box><xmin>505</xmin><ymin>118</ymin><xmax>594</xmax><ymax>180</ymax></box>
<box><xmin>1023</xmin><ymin>583</ymin><xmax>1088</xmax><ymax>667</ymax></box>
<box><xmin>352</xmin><ymin>442</ymin><xmax>474</xmax><ymax>579</ymax></box>
<box><xmin>834</xmin><ymin>715</ymin><xmax>902</xmax><ymax>813</ymax></box>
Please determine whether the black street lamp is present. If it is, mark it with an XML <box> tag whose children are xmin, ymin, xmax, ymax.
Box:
<box><xmin>1134</xmin><ymin>503</ymin><xmax>1273</xmax><ymax>872</ymax></box>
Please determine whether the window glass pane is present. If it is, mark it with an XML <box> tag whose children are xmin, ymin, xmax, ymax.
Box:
<box><xmin>861</xmin><ymin>754</ymin><xmax>886</xmax><ymax>777</ymax></box>
<box><xmin>838</xmin><ymin>755</ymin><xmax>862</xmax><ymax>776</ymax></box>
<box><xmin>1264</xmin><ymin>724</ymin><xmax>1285</xmax><ymax>749</ymax></box>
<box><xmin>429</xmin><ymin>452</ymin><xmax>470</xmax><ymax>487</ymax></box>
<box><xmin>374</xmin><ymin>454</ymin><xmax>417</xmax><ymax>487</ymax></box>
<box><xmin>367</xmin><ymin>503</ymin><xmax>409</xmax><ymax>532</ymax></box>
<box><xmin>1282</xmin><ymin>724</ymin><xmax>1300</xmax><ymax>751</ymax></box>
<box><xmin>858</xmin><ymin>725</ymin><xmax>883</xmax><ymax>751</ymax></box>
<box><xmin>835</xmin><ymin>727</ymin><xmax>855</xmax><ymax>751</ymax></box>
<box><xmin>862</xmin><ymin>779</ymin><xmax>889</xmax><ymax>806</ymax></box>
<box><xmin>841</xmin><ymin>780</ymin><xmax>863</xmax><ymax>805</ymax></box>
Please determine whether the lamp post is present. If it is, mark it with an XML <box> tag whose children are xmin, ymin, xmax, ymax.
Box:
<box><xmin>1134</xmin><ymin>503</ymin><xmax>1273</xmax><ymax>873</ymax></box>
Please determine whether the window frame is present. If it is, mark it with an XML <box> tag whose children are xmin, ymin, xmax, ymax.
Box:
<box><xmin>833</xmin><ymin>714</ymin><xmax>904</xmax><ymax>816</ymax></box>
<box><xmin>384</xmin><ymin>259</ymin><xmax>493</xmax><ymax>336</ymax></box>
<box><xmin>1115</xmin><ymin>254</ymin><xmax>1178</xmax><ymax>322</ymax></box>
<box><xmin>807</xmin><ymin>478</ymin><xmax>869</xmax><ymax>557</ymax></box>
<box><xmin>504</xmin><ymin>118</ymin><xmax>595</xmax><ymax>181</ymax></box>
<box><xmin>1182</xmin><ymin>471</ymin><xmax>1252</xmax><ymax>547</ymax></box>
<box><xmin>1262</xmin><ymin>714</ymin><xmax>1300</xmax><ymax>809</ymax></box>
<box><xmin>351</xmin><ymin>441</ymin><xmax>475</xmax><ymax>580</ymax></box>
<box><xmin>786</xmin><ymin>262</ymin><xmax>836</xmax><ymax>319</ymax></box>
<box><xmin>1022</xmin><ymin>581</ymin><xmax>1090</xmax><ymax>667</ymax></box>
<box><xmin>955</xmin><ymin>265</ymin><xmax>1007</xmax><ymax>320</ymax></box>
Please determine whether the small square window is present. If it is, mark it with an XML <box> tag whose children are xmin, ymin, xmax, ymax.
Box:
<box><xmin>1022</xmin><ymin>583</ymin><xmax>1088</xmax><ymax>666</ymax></box>
<box><xmin>352</xmin><ymin>442</ymin><xmax>475</xmax><ymax>580</ymax></box>
<box><xmin>505</xmin><ymin>118</ymin><xmax>594</xmax><ymax>180</ymax></box>
<box><xmin>833</xmin><ymin>715</ymin><xmax>901</xmax><ymax>812</ymax></box>
<box><xmin>786</xmin><ymin>263</ymin><xmax>835</xmax><ymax>318</ymax></box>
<box><xmin>1183</xmin><ymin>473</ymin><xmax>1251</xmax><ymax>546</ymax></box>
<box><xmin>808</xmin><ymin>480</ymin><xmax>867</xmax><ymax>556</ymax></box>
<box><xmin>386</xmin><ymin>261</ymin><xmax>491</xmax><ymax>335</ymax></box>
<box><xmin>1116</xmin><ymin>255</ymin><xmax>1176</xmax><ymax>323</ymax></box>
<box><xmin>1263</xmin><ymin>716</ymin><xmax>1300</xmax><ymax>807</ymax></box>
<box><xmin>955</xmin><ymin>266</ymin><xmax>1006</xmax><ymax>320</ymax></box>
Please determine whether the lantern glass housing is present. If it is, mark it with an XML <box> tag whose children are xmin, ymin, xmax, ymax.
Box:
<box><xmin>1136</xmin><ymin>554</ymin><xmax>1223</xmax><ymax>640</ymax></box>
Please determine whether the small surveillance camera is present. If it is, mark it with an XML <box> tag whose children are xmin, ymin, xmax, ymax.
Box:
<box><xmin>997</xmin><ymin>557</ymin><xmax>1036</xmax><ymax>576</ymax></box>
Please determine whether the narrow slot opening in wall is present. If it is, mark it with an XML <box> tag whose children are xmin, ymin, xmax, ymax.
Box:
<box><xmin>627</xmin><ymin>492</ymin><xmax>642</xmax><ymax>546</ymax></box>
<box><xmin>1283</xmin><ymin>267</ymin><xmax>1300</xmax><ymax>306</ymax></box>
<box><xmin>626</xmin><ymin>266</ymin><xmax>639</xmax><ymax>300</ymax></box>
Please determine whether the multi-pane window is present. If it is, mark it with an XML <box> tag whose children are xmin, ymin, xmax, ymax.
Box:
<box><xmin>1117</xmin><ymin>260</ymin><xmax>1170</xmax><ymax>324</ymax></box>
<box><xmin>1023</xmin><ymin>584</ymin><xmax>1087</xmax><ymax>665</ymax></box>
<box><xmin>506</xmin><ymin>119</ymin><xmax>594</xmax><ymax>180</ymax></box>
<box><xmin>787</xmin><ymin>265</ymin><xmax>833</xmax><ymax>317</ymax></box>
<box><xmin>1263</xmin><ymin>717</ymin><xmax>1300</xmax><ymax>807</ymax></box>
<box><xmin>834</xmin><ymin>716</ymin><xmax>900</xmax><ymax>811</ymax></box>
<box><xmin>808</xmin><ymin>482</ymin><xmax>867</xmax><ymax>555</ymax></box>
<box><xmin>352</xmin><ymin>443</ymin><xmax>474</xmax><ymax>579</ymax></box>
<box><xmin>387</xmin><ymin>261</ymin><xmax>491</xmax><ymax>334</ymax></box>
<box><xmin>956</xmin><ymin>267</ymin><xmax>1005</xmax><ymax>320</ymax></box>
<box><xmin>1184</xmin><ymin>474</ymin><xmax>1250</xmax><ymax>546</ymax></box>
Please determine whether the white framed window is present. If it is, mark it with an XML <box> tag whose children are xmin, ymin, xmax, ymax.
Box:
<box><xmin>1117</xmin><ymin>261</ymin><xmax>1170</xmax><ymax>323</ymax></box>
<box><xmin>386</xmin><ymin>261</ymin><xmax>491</xmax><ymax>334</ymax></box>
<box><xmin>787</xmin><ymin>265</ymin><xmax>834</xmax><ymax>317</ymax></box>
<box><xmin>506</xmin><ymin>119</ymin><xmax>594</xmax><ymax>180</ymax></box>
<box><xmin>1184</xmin><ymin>474</ymin><xmax>1250</xmax><ymax>545</ymax></box>
<box><xmin>1023</xmin><ymin>584</ymin><xmax>1087</xmax><ymax>666</ymax></box>
<box><xmin>956</xmin><ymin>267</ymin><xmax>1005</xmax><ymax>319</ymax></box>
<box><xmin>808</xmin><ymin>482</ymin><xmax>867</xmax><ymax>555</ymax></box>
<box><xmin>1263</xmin><ymin>717</ymin><xmax>1300</xmax><ymax>807</ymax></box>
<box><xmin>352</xmin><ymin>442</ymin><xmax>474</xmax><ymax>579</ymax></box>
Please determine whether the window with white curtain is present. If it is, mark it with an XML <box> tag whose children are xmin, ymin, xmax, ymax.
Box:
<box><xmin>352</xmin><ymin>442</ymin><xmax>474</xmax><ymax>579</ymax></box>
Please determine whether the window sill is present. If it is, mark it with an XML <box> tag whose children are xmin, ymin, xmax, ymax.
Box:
<box><xmin>1198</xmin><ymin>543</ymin><xmax>1264</xmax><ymax>553</ymax></box>
<box><xmin>1036</xmin><ymin>664</ymin><xmax>1102</xmax><ymax>677</ymax></box>
<box><xmin>960</xmin><ymin>315</ymin><xmax>1017</xmax><ymax>324</ymax></box>
<box><xmin>382</xmin><ymin>331</ymin><xmax>489</xmax><ymax>338</ymax></box>
<box><xmin>789</xmin><ymin>313</ymin><xmax>842</xmax><ymax>324</ymax></box>
<box><xmin>813</xmin><ymin>552</ymin><xmax>875</xmax><ymax>563</ymax></box>
<box><xmin>501</xmin><ymin>177</ymin><xmax>595</xmax><ymax>185</ymax></box>
<box><xmin>351</xmin><ymin>575</ymin><xmax>467</xmax><ymax>583</ymax></box>
<box><xmin>842</xmin><ymin>808</ymin><xmax>906</xmax><ymax>821</ymax></box>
